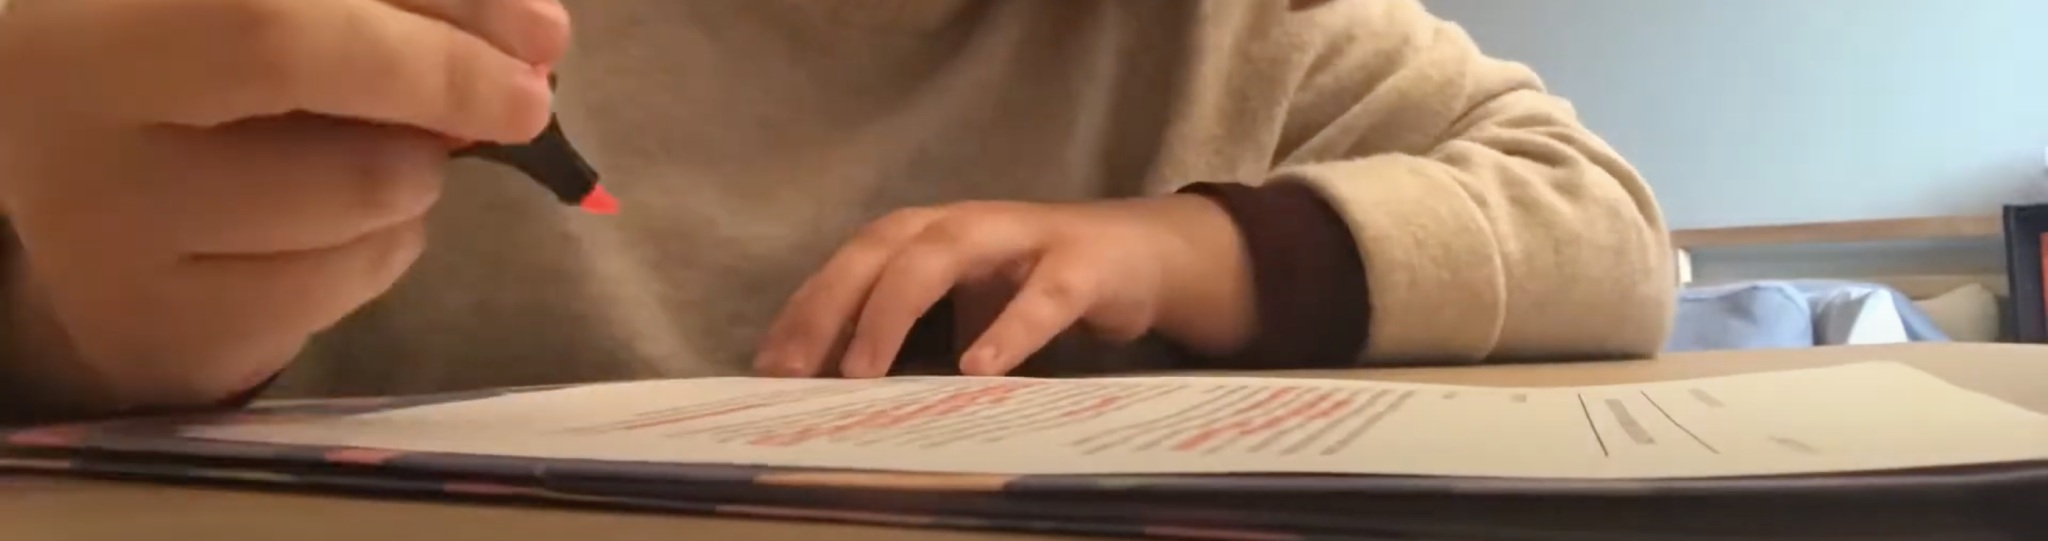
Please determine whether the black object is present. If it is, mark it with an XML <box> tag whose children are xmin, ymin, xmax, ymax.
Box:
<box><xmin>454</xmin><ymin>116</ymin><xmax>600</xmax><ymax>205</ymax></box>
<box><xmin>451</xmin><ymin>74</ymin><xmax>602</xmax><ymax>207</ymax></box>
<box><xmin>2002</xmin><ymin>204</ymin><xmax>2047</xmax><ymax>343</ymax></box>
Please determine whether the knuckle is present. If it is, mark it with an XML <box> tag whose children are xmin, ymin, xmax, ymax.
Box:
<box><xmin>999</xmin><ymin>303</ymin><xmax>1063</xmax><ymax>338</ymax></box>
<box><xmin>834</xmin><ymin>235</ymin><xmax>900</xmax><ymax>267</ymax></box>
<box><xmin>860</xmin><ymin>207</ymin><xmax>940</xmax><ymax>241</ymax></box>
<box><xmin>429</xmin><ymin>27</ymin><xmax>481</xmax><ymax>129</ymax></box>
<box><xmin>889</xmin><ymin>242</ymin><xmax>962</xmax><ymax>279</ymax></box>
<box><xmin>916</xmin><ymin>214</ymin><xmax>990</xmax><ymax>249</ymax></box>
<box><xmin>193</xmin><ymin>0</ymin><xmax>306</xmax><ymax>100</ymax></box>
<box><xmin>936</xmin><ymin>200</ymin><xmax>1017</xmax><ymax>216</ymax></box>
<box><xmin>1026</xmin><ymin>273</ymin><xmax>1094</xmax><ymax>311</ymax></box>
<box><xmin>194</xmin><ymin>0</ymin><xmax>295</xmax><ymax>36</ymax></box>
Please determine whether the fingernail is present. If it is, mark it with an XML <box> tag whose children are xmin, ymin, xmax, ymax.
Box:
<box><xmin>526</xmin><ymin>1</ymin><xmax>573</xmax><ymax>56</ymax></box>
<box><xmin>752</xmin><ymin>352</ymin><xmax>781</xmax><ymax>375</ymax></box>
<box><xmin>841</xmin><ymin>350</ymin><xmax>872</xmax><ymax>378</ymax></box>
<box><xmin>492</xmin><ymin>1</ymin><xmax>571</xmax><ymax>65</ymax></box>
<box><xmin>501</xmin><ymin>74</ymin><xmax>554</xmax><ymax>139</ymax></box>
<box><xmin>963</xmin><ymin>346</ymin><xmax>999</xmax><ymax>375</ymax></box>
<box><xmin>756</xmin><ymin>344</ymin><xmax>803</xmax><ymax>377</ymax></box>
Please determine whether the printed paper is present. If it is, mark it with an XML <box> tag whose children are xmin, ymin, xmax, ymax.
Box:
<box><xmin>189</xmin><ymin>362</ymin><xmax>2048</xmax><ymax>479</ymax></box>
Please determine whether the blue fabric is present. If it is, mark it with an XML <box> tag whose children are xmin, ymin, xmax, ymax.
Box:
<box><xmin>1666</xmin><ymin>282</ymin><xmax>1815</xmax><ymax>352</ymax></box>
<box><xmin>1784</xmin><ymin>279</ymin><xmax>1951</xmax><ymax>344</ymax></box>
<box><xmin>1664</xmin><ymin>280</ymin><xmax>1950</xmax><ymax>353</ymax></box>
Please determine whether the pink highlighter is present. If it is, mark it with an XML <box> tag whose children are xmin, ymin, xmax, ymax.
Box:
<box><xmin>452</xmin><ymin>74</ymin><xmax>615</xmax><ymax>215</ymax></box>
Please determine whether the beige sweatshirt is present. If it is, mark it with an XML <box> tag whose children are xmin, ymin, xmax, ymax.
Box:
<box><xmin>269</xmin><ymin>0</ymin><xmax>1675</xmax><ymax>398</ymax></box>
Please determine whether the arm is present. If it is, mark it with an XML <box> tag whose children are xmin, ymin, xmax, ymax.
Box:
<box><xmin>0</xmin><ymin>223</ymin><xmax>167</xmax><ymax>423</ymax></box>
<box><xmin>1161</xmin><ymin>0</ymin><xmax>1673</xmax><ymax>367</ymax></box>
<box><xmin>0</xmin><ymin>223</ymin><xmax>269</xmax><ymax>424</ymax></box>
<box><xmin>0</xmin><ymin>223</ymin><xmax>102</xmax><ymax>423</ymax></box>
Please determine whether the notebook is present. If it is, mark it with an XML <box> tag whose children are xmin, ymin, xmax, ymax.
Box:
<box><xmin>7</xmin><ymin>361</ymin><xmax>2048</xmax><ymax>540</ymax></box>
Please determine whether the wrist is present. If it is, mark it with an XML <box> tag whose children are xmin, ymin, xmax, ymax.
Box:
<box><xmin>1122</xmin><ymin>194</ymin><xmax>1258</xmax><ymax>357</ymax></box>
<box><xmin>1169</xmin><ymin>181</ymin><xmax>1371</xmax><ymax>370</ymax></box>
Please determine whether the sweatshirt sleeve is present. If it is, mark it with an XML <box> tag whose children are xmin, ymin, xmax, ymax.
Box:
<box><xmin>1262</xmin><ymin>0</ymin><xmax>1675</xmax><ymax>365</ymax></box>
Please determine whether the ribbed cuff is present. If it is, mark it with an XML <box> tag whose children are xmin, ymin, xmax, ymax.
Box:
<box><xmin>1177</xmin><ymin>181</ymin><xmax>1370</xmax><ymax>369</ymax></box>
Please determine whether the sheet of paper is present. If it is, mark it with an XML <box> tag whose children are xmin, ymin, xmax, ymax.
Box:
<box><xmin>188</xmin><ymin>362</ymin><xmax>2048</xmax><ymax>479</ymax></box>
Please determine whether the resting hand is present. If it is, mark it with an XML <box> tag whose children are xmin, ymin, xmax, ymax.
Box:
<box><xmin>754</xmin><ymin>195</ymin><xmax>1255</xmax><ymax>378</ymax></box>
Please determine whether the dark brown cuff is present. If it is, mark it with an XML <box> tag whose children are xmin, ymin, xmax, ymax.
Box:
<box><xmin>1177</xmin><ymin>181</ymin><xmax>1370</xmax><ymax>369</ymax></box>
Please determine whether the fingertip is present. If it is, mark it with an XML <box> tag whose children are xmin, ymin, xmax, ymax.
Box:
<box><xmin>521</xmin><ymin>73</ymin><xmax>556</xmax><ymax>136</ymax></box>
<box><xmin>752</xmin><ymin>346</ymin><xmax>808</xmax><ymax>378</ymax></box>
<box><xmin>483</xmin><ymin>0</ymin><xmax>573</xmax><ymax>66</ymax></box>
<box><xmin>749</xmin><ymin>354</ymin><xmax>781</xmax><ymax>376</ymax></box>
<box><xmin>437</xmin><ymin>52</ymin><xmax>552</xmax><ymax>144</ymax></box>
<box><xmin>528</xmin><ymin>1</ymin><xmax>574</xmax><ymax>65</ymax></box>
<box><xmin>762</xmin><ymin>361</ymin><xmax>813</xmax><ymax>378</ymax></box>
<box><xmin>839</xmin><ymin>349</ymin><xmax>880</xmax><ymax>379</ymax></box>
<box><xmin>771</xmin><ymin>364</ymin><xmax>810</xmax><ymax>378</ymax></box>
<box><xmin>961</xmin><ymin>346</ymin><xmax>1005</xmax><ymax>376</ymax></box>
<box><xmin>492</xmin><ymin>70</ymin><xmax>555</xmax><ymax>142</ymax></box>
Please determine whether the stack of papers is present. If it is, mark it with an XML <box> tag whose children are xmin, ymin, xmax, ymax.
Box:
<box><xmin>7</xmin><ymin>361</ymin><xmax>2048</xmax><ymax>540</ymax></box>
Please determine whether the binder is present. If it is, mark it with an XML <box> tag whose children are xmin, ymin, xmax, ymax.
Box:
<box><xmin>2003</xmin><ymin>204</ymin><xmax>2047</xmax><ymax>343</ymax></box>
<box><xmin>9</xmin><ymin>363</ymin><xmax>2048</xmax><ymax>540</ymax></box>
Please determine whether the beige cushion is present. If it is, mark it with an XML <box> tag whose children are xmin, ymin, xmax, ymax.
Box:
<box><xmin>1914</xmin><ymin>284</ymin><xmax>2003</xmax><ymax>342</ymax></box>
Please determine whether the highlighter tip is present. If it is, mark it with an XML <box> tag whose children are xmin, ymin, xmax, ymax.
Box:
<box><xmin>579</xmin><ymin>185</ymin><xmax>620</xmax><ymax>215</ymax></box>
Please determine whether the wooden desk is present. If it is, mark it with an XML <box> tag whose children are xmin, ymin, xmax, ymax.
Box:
<box><xmin>5</xmin><ymin>343</ymin><xmax>2045</xmax><ymax>541</ymax></box>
